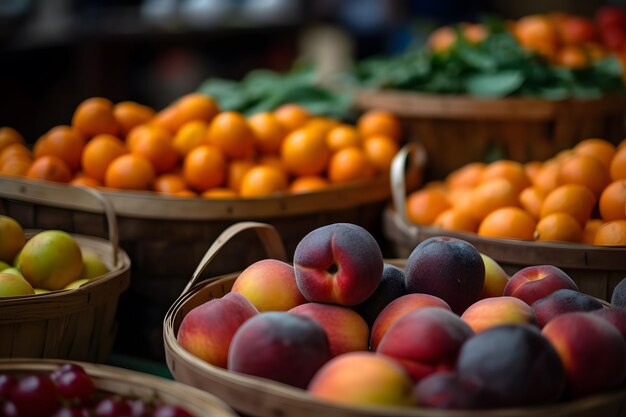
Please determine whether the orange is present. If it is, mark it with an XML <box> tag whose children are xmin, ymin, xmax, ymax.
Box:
<box><xmin>479</xmin><ymin>160</ymin><xmax>531</xmax><ymax>192</ymax></box>
<box><xmin>540</xmin><ymin>184</ymin><xmax>596</xmax><ymax>226</ymax></box>
<box><xmin>519</xmin><ymin>186</ymin><xmax>545</xmax><ymax>220</ymax></box>
<box><xmin>289</xmin><ymin>175</ymin><xmax>329</xmax><ymax>193</ymax></box>
<box><xmin>128</xmin><ymin>125</ymin><xmax>178</xmax><ymax>174</ymax></box>
<box><xmin>610</xmin><ymin>146</ymin><xmax>626</xmax><ymax>181</ymax></box>
<box><xmin>171</xmin><ymin>189</ymin><xmax>197</xmax><ymax>198</ymax></box>
<box><xmin>356</xmin><ymin>110</ymin><xmax>402</xmax><ymax>142</ymax></box>
<box><xmin>447</xmin><ymin>187</ymin><xmax>473</xmax><ymax>209</ymax></box>
<box><xmin>113</xmin><ymin>101</ymin><xmax>156</xmax><ymax>137</ymax></box>
<box><xmin>171</xmin><ymin>120</ymin><xmax>209</xmax><ymax>157</ymax></box>
<box><xmin>446</xmin><ymin>162</ymin><xmax>485</xmax><ymax>189</ymax></box>
<box><xmin>247</xmin><ymin>112</ymin><xmax>287</xmax><ymax>155</ymax></box>
<box><xmin>153</xmin><ymin>173</ymin><xmax>188</xmax><ymax>194</ymax></box>
<box><xmin>305</xmin><ymin>117</ymin><xmax>338</xmax><ymax>136</ymax></box>
<box><xmin>0</xmin><ymin>158</ymin><xmax>31</xmax><ymax>177</ymax></box>
<box><xmin>532</xmin><ymin>160</ymin><xmax>561</xmax><ymax>194</ymax></box>
<box><xmin>153</xmin><ymin>93</ymin><xmax>219</xmax><ymax>134</ymax></box>
<box><xmin>69</xmin><ymin>174</ymin><xmax>102</xmax><ymax>188</ymax></box>
<box><xmin>239</xmin><ymin>165</ymin><xmax>288</xmax><ymax>198</ymax></box>
<box><xmin>426</xmin><ymin>26</ymin><xmax>457</xmax><ymax>53</ymax></box>
<box><xmin>558</xmin><ymin>153</ymin><xmax>610</xmax><ymax>198</ymax></box>
<box><xmin>534</xmin><ymin>212</ymin><xmax>583</xmax><ymax>242</ymax></box>
<box><xmin>183</xmin><ymin>144</ymin><xmax>226</xmax><ymax>192</ymax></box>
<box><xmin>201</xmin><ymin>188</ymin><xmax>237</xmax><ymax>198</ymax></box>
<box><xmin>432</xmin><ymin>208</ymin><xmax>478</xmax><ymax>233</ymax></box>
<box><xmin>0</xmin><ymin>143</ymin><xmax>32</xmax><ymax>166</ymax></box>
<box><xmin>104</xmin><ymin>154</ymin><xmax>156</xmax><ymax>190</ymax></box>
<box><xmin>406</xmin><ymin>188</ymin><xmax>451</xmax><ymax>226</ymax></box>
<box><xmin>26</xmin><ymin>156</ymin><xmax>73</xmax><ymax>183</ymax></box>
<box><xmin>281</xmin><ymin>126</ymin><xmax>331</xmax><ymax>176</ymax></box>
<box><xmin>0</xmin><ymin>127</ymin><xmax>25</xmax><ymax>151</ymax></box>
<box><xmin>582</xmin><ymin>219</ymin><xmax>604</xmax><ymax>245</ymax></box>
<box><xmin>227</xmin><ymin>158</ymin><xmax>256</xmax><ymax>192</ymax></box>
<box><xmin>257</xmin><ymin>155</ymin><xmax>288</xmax><ymax>177</ymax></box>
<box><xmin>461</xmin><ymin>23</ymin><xmax>487</xmax><ymax>44</ymax></box>
<box><xmin>362</xmin><ymin>135</ymin><xmax>399</xmax><ymax>174</ymax></box>
<box><xmin>33</xmin><ymin>125</ymin><xmax>85</xmax><ymax>172</ymax></box>
<box><xmin>467</xmin><ymin>178</ymin><xmax>520</xmax><ymax>221</ymax></box>
<box><xmin>206</xmin><ymin>111</ymin><xmax>256</xmax><ymax>159</ymax></box>
<box><xmin>72</xmin><ymin>97</ymin><xmax>120</xmax><ymax>138</ymax></box>
<box><xmin>327</xmin><ymin>146</ymin><xmax>374</xmax><ymax>184</ymax></box>
<box><xmin>478</xmin><ymin>207</ymin><xmax>536</xmax><ymax>240</ymax></box>
<box><xmin>555</xmin><ymin>45</ymin><xmax>589</xmax><ymax>68</ymax></box>
<box><xmin>81</xmin><ymin>134</ymin><xmax>128</xmax><ymax>182</ymax></box>
<box><xmin>273</xmin><ymin>104</ymin><xmax>310</xmax><ymax>131</ymax></box>
<box><xmin>593</xmin><ymin>220</ymin><xmax>626</xmax><ymax>246</ymax></box>
<box><xmin>599</xmin><ymin>180</ymin><xmax>626</xmax><ymax>221</ymax></box>
<box><xmin>326</xmin><ymin>124</ymin><xmax>361</xmax><ymax>151</ymax></box>
<box><xmin>513</xmin><ymin>14</ymin><xmax>560</xmax><ymax>58</ymax></box>
<box><xmin>524</xmin><ymin>161</ymin><xmax>543</xmax><ymax>184</ymax></box>
<box><xmin>573</xmin><ymin>138</ymin><xmax>616</xmax><ymax>170</ymax></box>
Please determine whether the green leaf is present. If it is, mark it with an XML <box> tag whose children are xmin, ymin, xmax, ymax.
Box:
<box><xmin>197</xmin><ymin>78</ymin><xmax>250</xmax><ymax>111</ymax></box>
<box><xmin>464</xmin><ymin>70</ymin><xmax>525</xmax><ymax>97</ymax></box>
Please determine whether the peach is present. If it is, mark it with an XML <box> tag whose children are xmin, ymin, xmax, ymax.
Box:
<box><xmin>404</xmin><ymin>236</ymin><xmax>484</xmax><ymax>314</ymax></box>
<box><xmin>377</xmin><ymin>307</ymin><xmax>473</xmax><ymax>382</ymax></box>
<box><xmin>461</xmin><ymin>296</ymin><xmax>536</xmax><ymax>333</ymax></box>
<box><xmin>293</xmin><ymin>223</ymin><xmax>383</xmax><ymax>306</ymax></box>
<box><xmin>353</xmin><ymin>263</ymin><xmax>407</xmax><ymax>327</ymax></box>
<box><xmin>414</xmin><ymin>371</ymin><xmax>481</xmax><ymax>410</ymax></box>
<box><xmin>177</xmin><ymin>292</ymin><xmax>258</xmax><ymax>368</ymax></box>
<box><xmin>231</xmin><ymin>259</ymin><xmax>307</xmax><ymax>311</ymax></box>
<box><xmin>370</xmin><ymin>293</ymin><xmax>451</xmax><ymax>351</ymax></box>
<box><xmin>542</xmin><ymin>312</ymin><xmax>626</xmax><ymax>398</ymax></box>
<box><xmin>479</xmin><ymin>253</ymin><xmax>509</xmax><ymax>298</ymax></box>
<box><xmin>504</xmin><ymin>265</ymin><xmax>578</xmax><ymax>306</ymax></box>
<box><xmin>289</xmin><ymin>302</ymin><xmax>369</xmax><ymax>357</ymax></box>
<box><xmin>457</xmin><ymin>324</ymin><xmax>566</xmax><ymax>408</ymax></box>
<box><xmin>592</xmin><ymin>307</ymin><xmax>626</xmax><ymax>343</ymax></box>
<box><xmin>228</xmin><ymin>311</ymin><xmax>331</xmax><ymax>388</ymax></box>
<box><xmin>531</xmin><ymin>289</ymin><xmax>603</xmax><ymax>328</ymax></box>
<box><xmin>307</xmin><ymin>351</ymin><xmax>416</xmax><ymax>407</ymax></box>
<box><xmin>611</xmin><ymin>277</ymin><xmax>626</xmax><ymax>309</ymax></box>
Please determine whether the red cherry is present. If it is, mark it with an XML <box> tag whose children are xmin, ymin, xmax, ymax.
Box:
<box><xmin>51</xmin><ymin>363</ymin><xmax>88</xmax><ymax>383</ymax></box>
<box><xmin>56</xmin><ymin>370</ymin><xmax>96</xmax><ymax>402</ymax></box>
<box><xmin>0</xmin><ymin>374</ymin><xmax>17</xmax><ymax>398</ymax></box>
<box><xmin>51</xmin><ymin>407</ymin><xmax>86</xmax><ymax>417</ymax></box>
<box><xmin>10</xmin><ymin>374</ymin><xmax>59</xmax><ymax>416</ymax></box>
<box><xmin>94</xmin><ymin>398</ymin><xmax>132</xmax><ymax>417</ymax></box>
<box><xmin>126</xmin><ymin>398</ymin><xmax>152</xmax><ymax>416</ymax></box>
<box><xmin>152</xmin><ymin>405</ymin><xmax>195</xmax><ymax>417</ymax></box>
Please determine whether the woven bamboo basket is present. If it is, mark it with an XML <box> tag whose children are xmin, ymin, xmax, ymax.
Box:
<box><xmin>0</xmin><ymin>358</ymin><xmax>237</xmax><ymax>417</ymax></box>
<box><xmin>0</xmin><ymin>187</ymin><xmax>131</xmax><ymax>362</ymax></box>
<box><xmin>383</xmin><ymin>143</ymin><xmax>626</xmax><ymax>302</ymax></box>
<box><xmin>354</xmin><ymin>89</ymin><xmax>626</xmax><ymax>179</ymax></box>
<box><xmin>163</xmin><ymin>221</ymin><xmax>626</xmax><ymax>417</ymax></box>
<box><xmin>0</xmin><ymin>175</ymin><xmax>390</xmax><ymax>359</ymax></box>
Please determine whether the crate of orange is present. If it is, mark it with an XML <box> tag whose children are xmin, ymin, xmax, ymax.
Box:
<box><xmin>384</xmin><ymin>140</ymin><xmax>626</xmax><ymax>302</ymax></box>
<box><xmin>0</xmin><ymin>93</ymin><xmax>403</xmax><ymax>360</ymax></box>
<box><xmin>350</xmin><ymin>9</ymin><xmax>626</xmax><ymax>180</ymax></box>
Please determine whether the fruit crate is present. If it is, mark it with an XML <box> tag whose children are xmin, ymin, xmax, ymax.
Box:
<box><xmin>353</xmin><ymin>89</ymin><xmax>626</xmax><ymax>180</ymax></box>
<box><xmin>383</xmin><ymin>144</ymin><xmax>626</xmax><ymax>302</ymax></box>
<box><xmin>163</xmin><ymin>221</ymin><xmax>626</xmax><ymax>417</ymax></box>
<box><xmin>0</xmin><ymin>358</ymin><xmax>237</xmax><ymax>417</ymax></box>
<box><xmin>0</xmin><ymin>187</ymin><xmax>130</xmax><ymax>362</ymax></box>
<box><xmin>0</xmin><ymin>174</ymin><xmax>390</xmax><ymax>360</ymax></box>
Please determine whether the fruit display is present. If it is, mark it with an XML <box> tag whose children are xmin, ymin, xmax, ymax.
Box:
<box><xmin>0</xmin><ymin>95</ymin><xmax>401</xmax><ymax>198</ymax></box>
<box><xmin>0</xmin><ymin>214</ymin><xmax>110</xmax><ymax>295</ymax></box>
<box><xmin>404</xmin><ymin>137</ymin><xmax>626</xmax><ymax>246</ymax></box>
<box><xmin>166</xmin><ymin>222</ymin><xmax>626</xmax><ymax>415</ymax></box>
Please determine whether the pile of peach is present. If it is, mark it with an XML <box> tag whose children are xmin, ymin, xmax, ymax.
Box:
<box><xmin>406</xmin><ymin>137</ymin><xmax>626</xmax><ymax>246</ymax></box>
<box><xmin>0</xmin><ymin>96</ymin><xmax>401</xmax><ymax>198</ymax></box>
<box><xmin>177</xmin><ymin>223</ymin><xmax>626</xmax><ymax>410</ymax></box>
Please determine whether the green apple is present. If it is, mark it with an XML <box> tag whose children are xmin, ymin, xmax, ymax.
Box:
<box><xmin>479</xmin><ymin>253</ymin><xmax>510</xmax><ymax>298</ymax></box>
<box><xmin>0</xmin><ymin>260</ymin><xmax>11</xmax><ymax>271</ymax></box>
<box><xmin>2</xmin><ymin>267</ymin><xmax>24</xmax><ymax>278</ymax></box>
<box><xmin>34</xmin><ymin>288</ymin><xmax>51</xmax><ymax>294</ymax></box>
<box><xmin>64</xmin><ymin>278</ymin><xmax>91</xmax><ymax>290</ymax></box>
<box><xmin>0</xmin><ymin>215</ymin><xmax>25</xmax><ymax>264</ymax></box>
<box><xmin>0</xmin><ymin>272</ymin><xmax>34</xmax><ymax>296</ymax></box>
<box><xmin>80</xmin><ymin>251</ymin><xmax>109</xmax><ymax>280</ymax></box>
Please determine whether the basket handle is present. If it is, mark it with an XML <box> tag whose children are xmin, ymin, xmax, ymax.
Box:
<box><xmin>180</xmin><ymin>221</ymin><xmax>288</xmax><ymax>296</ymax></box>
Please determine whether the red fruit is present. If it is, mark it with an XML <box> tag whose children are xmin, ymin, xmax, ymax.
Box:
<box><xmin>596</xmin><ymin>5</ymin><xmax>626</xmax><ymax>29</ymax></box>
<box><xmin>10</xmin><ymin>374</ymin><xmax>59</xmax><ymax>416</ymax></box>
<box><xmin>55</xmin><ymin>370</ymin><xmax>96</xmax><ymax>402</ymax></box>
<box><xmin>94</xmin><ymin>398</ymin><xmax>131</xmax><ymax>417</ymax></box>
<box><xmin>152</xmin><ymin>405</ymin><xmax>195</xmax><ymax>417</ymax></box>
<box><xmin>0</xmin><ymin>374</ymin><xmax>16</xmax><ymax>398</ymax></box>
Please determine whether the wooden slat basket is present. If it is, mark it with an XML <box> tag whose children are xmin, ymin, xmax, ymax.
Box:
<box><xmin>0</xmin><ymin>358</ymin><xmax>237</xmax><ymax>417</ymax></box>
<box><xmin>354</xmin><ymin>89</ymin><xmax>626</xmax><ymax>179</ymax></box>
<box><xmin>0</xmin><ymin>187</ymin><xmax>131</xmax><ymax>362</ymax></box>
<box><xmin>0</xmin><ymin>175</ymin><xmax>390</xmax><ymax>359</ymax></box>
<box><xmin>383</xmin><ymin>143</ymin><xmax>626</xmax><ymax>302</ymax></box>
<box><xmin>163</xmin><ymin>221</ymin><xmax>626</xmax><ymax>417</ymax></box>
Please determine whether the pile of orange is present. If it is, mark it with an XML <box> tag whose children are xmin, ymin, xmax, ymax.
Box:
<box><xmin>406</xmin><ymin>137</ymin><xmax>626</xmax><ymax>246</ymax></box>
<box><xmin>0</xmin><ymin>95</ymin><xmax>402</xmax><ymax>198</ymax></box>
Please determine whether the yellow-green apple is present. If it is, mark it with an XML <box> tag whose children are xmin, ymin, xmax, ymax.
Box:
<box><xmin>503</xmin><ymin>265</ymin><xmax>577</xmax><ymax>306</ymax></box>
<box><xmin>479</xmin><ymin>253</ymin><xmax>509</xmax><ymax>298</ymax></box>
<box><xmin>354</xmin><ymin>263</ymin><xmax>407</xmax><ymax>327</ymax></box>
<box><xmin>231</xmin><ymin>259</ymin><xmax>306</xmax><ymax>311</ymax></box>
<box><xmin>461</xmin><ymin>296</ymin><xmax>536</xmax><ymax>333</ymax></box>
<box><xmin>293</xmin><ymin>223</ymin><xmax>383</xmax><ymax>306</ymax></box>
<box><xmin>404</xmin><ymin>236</ymin><xmax>484</xmax><ymax>314</ymax></box>
<box><xmin>377</xmin><ymin>307</ymin><xmax>473</xmax><ymax>382</ymax></box>
<box><xmin>1</xmin><ymin>267</ymin><xmax>23</xmax><ymax>277</ymax></box>
<box><xmin>177</xmin><ymin>292</ymin><xmax>258</xmax><ymax>368</ymax></box>
<box><xmin>0</xmin><ymin>215</ymin><xmax>25</xmax><ymax>264</ymax></box>
<box><xmin>0</xmin><ymin>260</ymin><xmax>11</xmax><ymax>272</ymax></box>
<box><xmin>227</xmin><ymin>312</ymin><xmax>331</xmax><ymax>388</ymax></box>
<box><xmin>543</xmin><ymin>312</ymin><xmax>626</xmax><ymax>398</ymax></box>
<box><xmin>531</xmin><ymin>289</ymin><xmax>603</xmax><ymax>328</ymax></box>
<box><xmin>64</xmin><ymin>278</ymin><xmax>91</xmax><ymax>290</ymax></box>
<box><xmin>0</xmin><ymin>272</ymin><xmax>34</xmax><ymax>296</ymax></box>
<box><xmin>289</xmin><ymin>302</ymin><xmax>369</xmax><ymax>357</ymax></box>
<box><xmin>80</xmin><ymin>250</ymin><xmax>109</xmax><ymax>279</ymax></box>
<box><xmin>307</xmin><ymin>351</ymin><xmax>416</xmax><ymax>407</ymax></box>
<box><xmin>370</xmin><ymin>293</ymin><xmax>451</xmax><ymax>351</ymax></box>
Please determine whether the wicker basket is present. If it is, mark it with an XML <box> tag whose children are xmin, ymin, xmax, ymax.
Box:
<box><xmin>0</xmin><ymin>175</ymin><xmax>390</xmax><ymax>360</ymax></box>
<box><xmin>0</xmin><ymin>187</ymin><xmax>131</xmax><ymax>362</ymax></box>
<box><xmin>383</xmin><ymin>143</ymin><xmax>626</xmax><ymax>302</ymax></box>
<box><xmin>0</xmin><ymin>358</ymin><xmax>237</xmax><ymax>417</ymax></box>
<box><xmin>354</xmin><ymin>89</ymin><xmax>626</xmax><ymax>179</ymax></box>
<box><xmin>163</xmin><ymin>221</ymin><xmax>626</xmax><ymax>417</ymax></box>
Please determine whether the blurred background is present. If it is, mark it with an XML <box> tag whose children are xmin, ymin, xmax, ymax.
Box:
<box><xmin>0</xmin><ymin>0</ymin><xmax>622</xmax><ymax>142</ymax></box>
